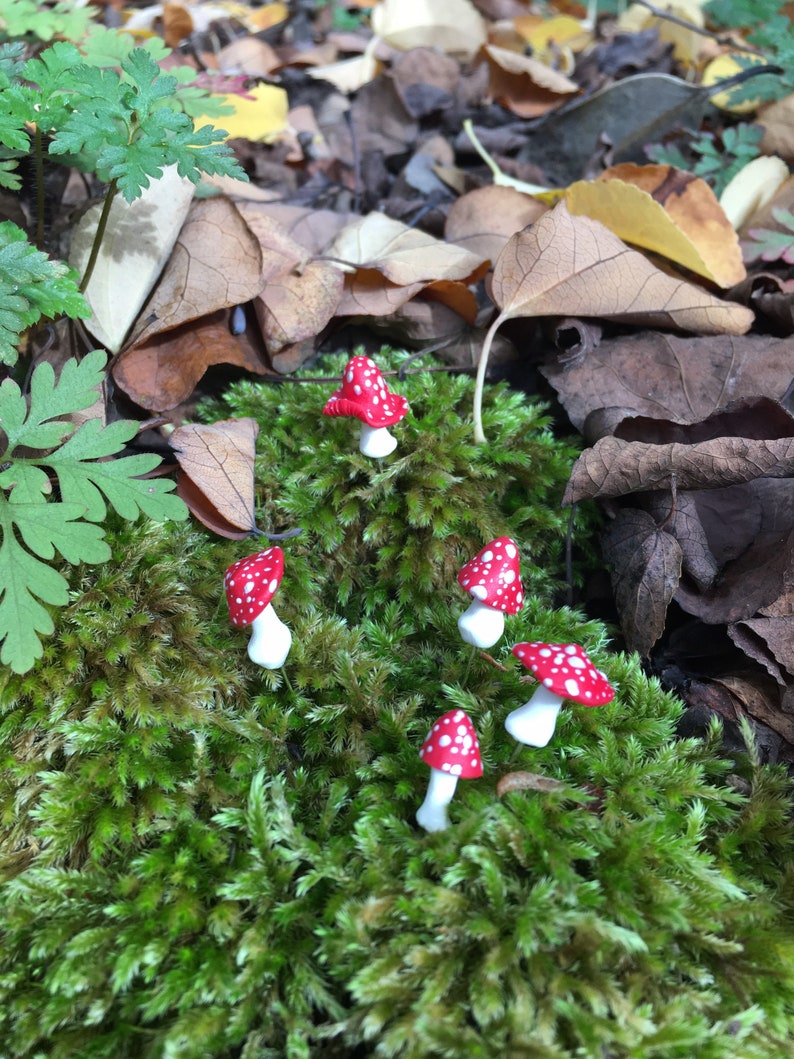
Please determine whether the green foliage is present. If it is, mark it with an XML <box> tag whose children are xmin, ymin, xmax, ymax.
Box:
<box><xmin>1</xmin><ymin>355</ymin><xmax>793</xmax><ymax>1056</ymax></box>
<box><xmin>0</xmin><ymin>0</ymin><xmax>96</xmax><ymax>43</ymax></box>
<box><xmin>0</xmin><ymin>221</ymin><xmax>89</xmax><ymax>364</ymax></box>
<box><xmin>647</xmin><ymin>123</ymin><xmax>762</xmax><ymax>196</ymax></box>
<box><xmin>0</xmin><ymin>350</ymin><xmax>187</xmax><ymax>674</ymax></box>
<box><xmin>744</xmin><ymin>205</ymin><xmax>794</xmax><ymax>263</ymax></box>
<box><xmin>704</xmin><ymin>0</ymin><xmax>794</xmax><ymax>104</ymax></box>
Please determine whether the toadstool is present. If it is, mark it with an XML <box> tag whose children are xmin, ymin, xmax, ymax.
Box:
<box><xmin>224</xmin><ymin>547</ymin><xmax>292</xmax><ymax>669</ymax></box>
<box><xmin>416</xmin><ymin>708</ymin><xmax>483</xmax><ymax>832</ymax></box>
<box><xmin>505</xmin><ymin>642</ymin><xmax>614</xmax><ymax>746</ymax></box>
<box><xmin>322</xmin><ymin>354</ymin><xmax>409</xmax><ymax>457</ymax></box>
<box><xmin>457</xmin><ymin>537</ymin><xmax>524</xmax><ymax>648</ymax></box>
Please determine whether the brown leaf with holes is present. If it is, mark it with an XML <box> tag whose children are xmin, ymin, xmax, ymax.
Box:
<box><xmin>171</xmin><ymin>418</ymin><xmax>259</xmax><ymax>537</ymax></box>
<box><xmin>602</xmin><ymin>509</ymin><xmax>683</xmax><ymax>657</ymax></box>
<box><xmin>492</xmin><ymin>202</ymin><xmax>754</xmax><ymax>335</ymax></box>
<box><xmin>124</xmin><ymin>198</ymin><xmax>264</xmax><ymax>349</ymax></box>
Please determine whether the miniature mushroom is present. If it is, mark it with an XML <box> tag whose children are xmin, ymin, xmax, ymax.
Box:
<box><xmin>457</xmin><ymin>537</ymin><xmax>524</xmax><ymax>648</ymax></box>
<box><xmin>416</xmin><ymin>708</ymin><xmax>483</xmax><ymax>832</ymax></box>
<box><xmin>322</xmin><ymin>354</ymin><xmax>409</xmax><ymax>457</ymax></box>
<box><xmin>224</xmin><ymin>547</ymin><xmax>292</xmax><ymax>669</ymax></box>
<box><xmin>505</xmin><ymin>642</ymin><xmax>615</xmax><ymax>746</ymax></box>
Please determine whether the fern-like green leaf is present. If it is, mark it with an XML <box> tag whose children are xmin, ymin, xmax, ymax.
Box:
<box><xmin>0</xmin><ymin>222</ymin><xmax>89</xmax><ymax>366</ymax></box>
<box><xmin>0</xmin><ymin>351</ymin><xmax>187</xmax><ymax>672</ymax></box>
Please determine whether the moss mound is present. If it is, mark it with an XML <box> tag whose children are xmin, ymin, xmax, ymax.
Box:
<box><xmin>1</xmin><ymin>354</ymin><xmax>793</xmax><ymax>1057</ymax></box>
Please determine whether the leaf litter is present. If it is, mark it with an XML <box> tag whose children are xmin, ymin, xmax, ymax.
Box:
<box><xmin>8</xmin><ymin>0</ymin><xmax>794</xmax><ymax>754</ymax></box>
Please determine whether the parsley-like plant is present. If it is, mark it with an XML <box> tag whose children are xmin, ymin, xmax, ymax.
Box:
<box><xmin>0</xmin><ymin>350</ymin><xmax>187</xmax><ymax>674</ymax></box>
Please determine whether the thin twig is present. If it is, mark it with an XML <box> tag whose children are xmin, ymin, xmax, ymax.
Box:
<box><xmin>634</xmin><ymin>0</ymin><xmax>767</xmax><ymax>56</ymax></box>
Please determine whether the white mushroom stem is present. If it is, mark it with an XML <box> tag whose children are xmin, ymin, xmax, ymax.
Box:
<box><xmin>359</xmin><ymin>423</ymin><xmax>397</xmax><ymax>458</ymax></box>
<box><xmin>504</xmin><ymin>685</ymin><xmax>565</xmax><ymax>747</ymax></box>
<box><xmin>457</xmin><ymin>598</ymin><xmax>505</xmax><ymax>649</ymax></box>
<box><xmin>416</xmin><ymin>768</ymin><xmax>459</xmax><ymax>832</ymax></box>
<box><xmin>247</xmin><ymin>602</ymin><xmax>292</xmax><ymax>669</ymax></box>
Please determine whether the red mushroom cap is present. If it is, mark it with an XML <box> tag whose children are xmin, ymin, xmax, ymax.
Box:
<box><xmin>457</xmin><ymin>537</ymin><xmax>524</xmax><ymax>614</ymax></box>
<box><xmin>224</xmin><ymin>547</ymin><xmax>285</xmax><ymax>627</ymax></box>
<box><xmin>419</xmin><ymin>709</ymin><xmax>483</xmax><ymax>779</ymax></box>
<box><xmin>511</xmin><ymin>642</ymin><xmax>615</xmax><ymax>707</ymax></box>
<box><xmin>322</xmin><ymin>355</ymin><xmax>409</xmax><ymax>428</ymax></box>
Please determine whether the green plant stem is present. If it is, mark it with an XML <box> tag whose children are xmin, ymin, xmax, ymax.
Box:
<box><xmin>34</xmin><ymin>126</ymin><xmax>45</xmax><ymax>251</ymax></box>
<box><xmin>79</xmin><ymin>178</ymin><xmax>119</xmax><ymax>294</ymax></box>
<box><xmin>472</xmin><ymin>311</ymin><xmax>505</xmax><ymax>444</ymax></box>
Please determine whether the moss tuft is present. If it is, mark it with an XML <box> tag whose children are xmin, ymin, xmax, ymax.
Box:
<box><xmin>0</xmin><ymin>353</ymin><xmax>793</xmax><ymax>1057</ymax></box>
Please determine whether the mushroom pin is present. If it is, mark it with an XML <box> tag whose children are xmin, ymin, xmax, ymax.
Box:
<box><xmin>224</xmin><ymin>547</ymin><xmax>292</xmax><ymax>669</ymax></box>
<box><xmin>506</xmin><ymin>642</ymin><xmax>614</xmax><ymax>746</ymax></box>
<box><xmin>457</xmin><ymin>537</ymin><xmax>524</xmax><ymax>648</ymax></box>
<box><xmin>416</xmin><ymin>709</ymin><xmax>483</xmax><ymax>832</ymax></box>
<box><xmin>322</xmin><ymin>354</ymin><xmax>409</xmax><ymax>458</ymax></box>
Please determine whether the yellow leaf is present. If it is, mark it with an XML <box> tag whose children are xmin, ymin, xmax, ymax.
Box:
<box><xmin>703</xmin><ymin>53</ymin><xmax>771</xmax><ymax>113</ymax></box>
<box><xmin>514</xmin><ymin>14</ymin><xmax>590</xmax><ymax>52</ymax></box>
<box><xmin>193</xmin><ymin>83</ymin><xmax>289</xmax><ymax>143</ymax></box>
<box><xmin>565</xmin><ymin>164</ymin><xmax>745</xmax><ymax>288</ymax></box>
<box><xmin>618</xmin><ymin>0</ymin><xmax>705</xmax><ymax>64</ymax></box>
<box><xmin>371</xmin><ymin>0</ymin><xmax>486</xmax><ymax>61</ymax></box>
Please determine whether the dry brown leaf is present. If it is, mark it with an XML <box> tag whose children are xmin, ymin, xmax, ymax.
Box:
<box><xmin>646</xmin><ymin>490</ymin><xmax>719</xmax><ymax>592</ymax></box>
<box><xmin>125</xmin><ymin>197</ymin><xmax>264</xmax><ymax>349</ymax></box>
<box><xmin>336</xmin><ymin>272</ymin><xmax>426</xmax><ymax>317</ymax></box>
<box><xmin>391</xmin><ymin>48</ymin><xmax>460</xmax><ymax>118</ymax></box>
<box><xmin>327</xmin><ymin>212</ymin><xmax>488</xmax><ymax>286</ymax></box>
<box><xmin>565</xmin><ymin>163</ymin><xmax>745</xmax><ymax>287</ymax></box>
<box><xmin>759</xmin><ymin>93</ymin><xmax>794</xmax><ymax>162</ymax></box>
<box><xmin>484</xmin><ymin>44</ymin><xmax>580</xmax><ymax>118</ymax></box>
<box><xmin>235</xmin><ymin>205</ymin><xmax>344</xmax><ymax>367</ymax></box>
<box><xmin>171</xmin><ymin>418</ymin><xmax>259</xmax><ymax>536</ymax></box>
<box><xmin>564</xmin><ymin>435</ymin><xmax>794</xmax><ymax>505</ymax></box>
<box><xmin>254</xmin><ymin>260</ymin><xmax>344</xmax><ymax>370</ymax></box>
<box><xmin>491</xmin><ymin>202</ymin><xmax>754</xmax><ymax>334</ymax></box>
<box><xmin>444</xmin><ymin>185</ymin><xmax>548</xmax><ymax>262</ymax></box>
<box><xmin>113</xmin><ymin>313</ymin><xmax>268</xmax><ymax>411</ymax></box>
<box><xmin>541</xmin><ymin>333</ymin><xmax>794</xmax><ymax>436</ymax></box>
<box><xmin>602</xmin><ymin>508</ymin><xmax>683</xmax><ymax>657</ymax></box>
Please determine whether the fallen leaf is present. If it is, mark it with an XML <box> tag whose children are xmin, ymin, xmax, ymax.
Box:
<box><xmin>602</xmin><ymin>508</ymin><xmax>683</xmax><ymax>657</ymax></box>
<box><xmin>515</xmin><ymin>74</ymin><xmax>735</xmax><ymax>186</ymax></box>
<box><xmin>391</xmin><ymin>47</ymin><xmax>459</xmax><ymax>118</ymax></box>
<box><xmin>235</xmin><ymin>205</ymin><xmax>344</xmax><ymax>368</ymax></box>
<box><xmin>646</xmin><ymin>490</ymin><xmax>719</xmax><ymax>592</ymax></box>
<box><xmin>69</xmin><ymin>165</ymin><xmax>195</xmax><ymax>353</ymax></box>
<box><xmin>483</xmin><ymin>44</ymin><xmax>580</xmax><ymax>118</ymax></box>
<box><xmin>719</xmin><ymin>155</ymin><xmax>790</xmax><ymax>230</ymax></box>
<box><xmin>254</xmin><ymin>259</ymin><xmax>344</xmax><ymax>370</ymax></box>
<box><xmin>371</xmin><ymin>0</ymin><xmax>487</xmax><ymax>61</ymax></box>
<box><xmin>759</xmin><ymin>92</ymin><xmax>794</xmax><ymax>163</ymax></box>
<box><xmin>564</xmin><ymin>434</ymin><xmax>794</xmax><ymax>504</ymax></box>
<box><xmin>444</xmin><ymin>185</ymin><xmax>548</xmax><ymax>262</ymax></box>
<box><xmin>565</xmin><ymin>163</ymin><xmax>745</xmax><ymax>287</ymax></box>
<box><xmin>113</xmin><ymin>312</ymin><xmax>268</xmax><ymax>411</ymax></box>
<box><xmin>491</xmin><ymin>202</ymin><xmax>754</xmax><ymax>335</ymax></box>
<box><xmin>124</xmin><ymin>197</ymin><xmax>264</xmax><ymax>349</ymax></box>
<box><xmin>731</xmin><ymin>616</ymin><xmax>794</xmax><ymax>682</ymax></box>
<box><xmin>171</xmin><ymin>417</ymin><xmax>259</xmax><ymax>535</ymax></box>
<box><xmin>192</xmin><ymin>82</ymin><xmax>290</xmax><ymax>143</ymax></box>
<box><xmin>618</xmin><ymin>0</ymin><xmax>705</xmax><ymax>64</ymax></box>
<box><xmin>542</xmin><ymin>333</ymin><xmax>794</xmax><ymax>435</ymax></box>
<box><xmin>702</xmin><ymin>52</ymin><xmax>771</xmax><ymax>113</ymax></box>
<box><xmin>327</xmin><ymin>212</ymin><xmax>488</xmax><ymax>285</ymax></box>
<box><xmin>675</xmin><ymin>483</ymin><xmax>794</xmax><ymax>623</ymax></box>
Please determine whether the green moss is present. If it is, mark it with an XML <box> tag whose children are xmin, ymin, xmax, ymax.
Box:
<box><xmin>0</xmin><ymin>353</ymin><xmax>793</xmax><ymax>1057</ymax></box>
